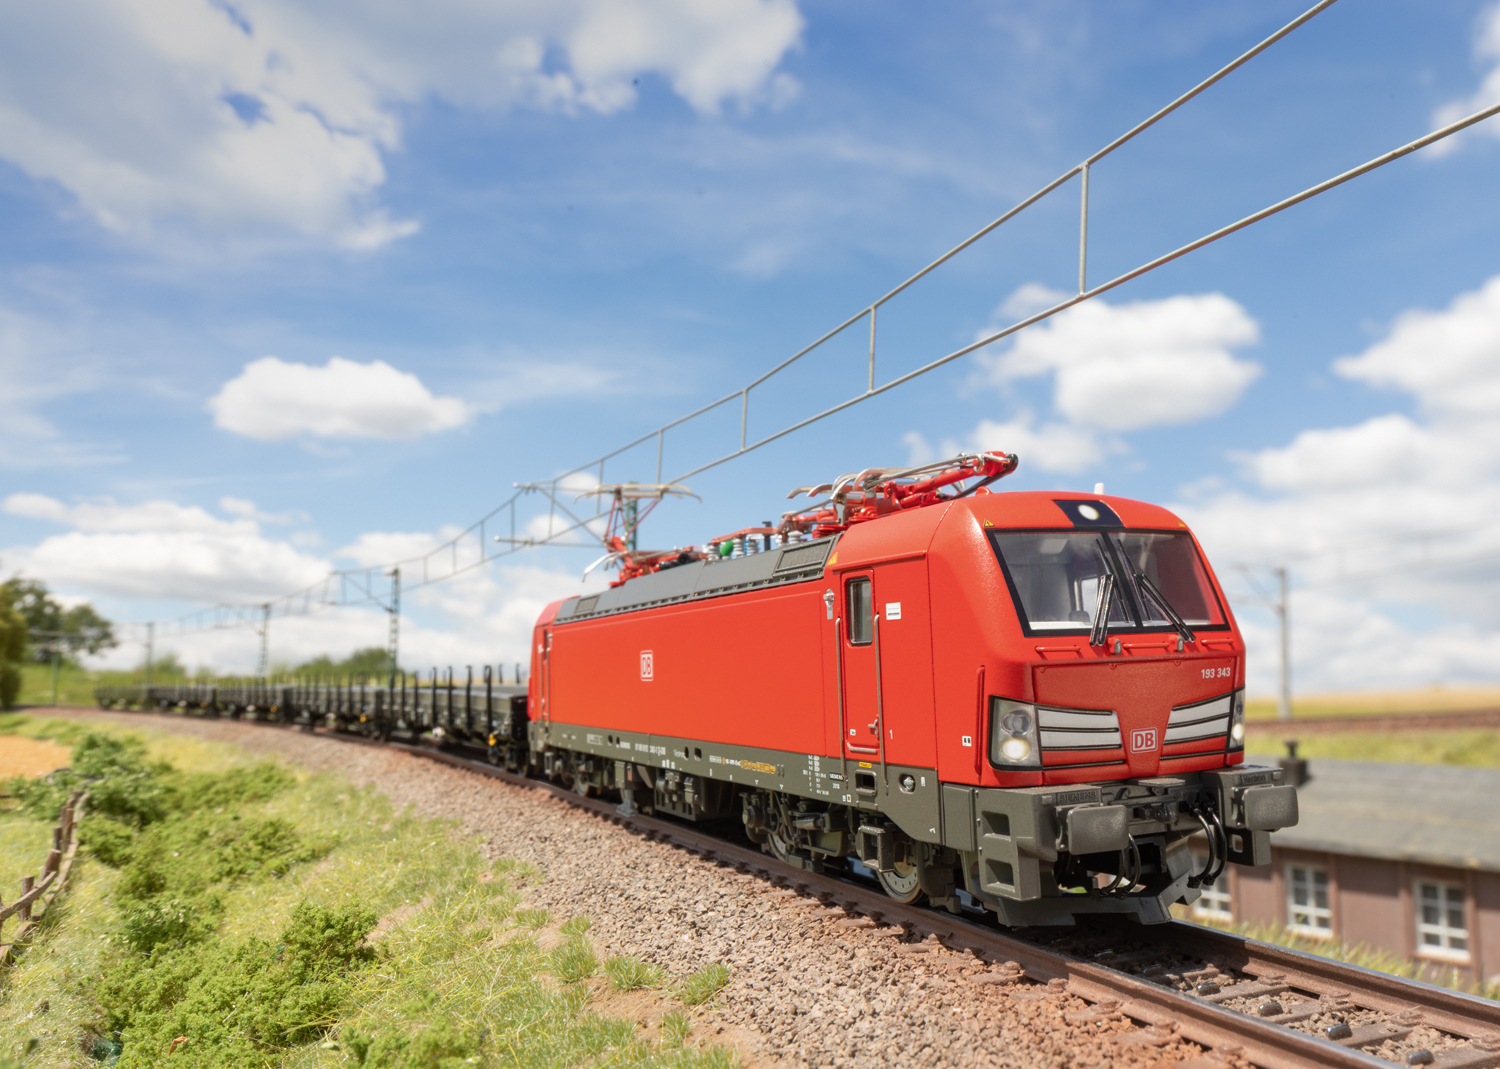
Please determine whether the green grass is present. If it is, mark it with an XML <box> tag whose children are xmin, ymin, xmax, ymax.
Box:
<box><xmin>0</xmin><ymin>812</ymin><xmax>53</xmax><ymax>907</ymax></box>
<box><xmin>674</xmin><ymin>964</ymin><xmax>731</xmax><ymax>1007</ymax></box>
<box><xmin>1247</xmin><ymin>728</ymin><xmax>1500</xmax><ymax>767</ymax></box>
<box><xmin>0</xmin><ymin>716</ymin><xmax>739</xmax><ymax>1069</ymax></box>
<box><xmin>605</xmin><ymin>956</ymin><xmax>666</xmax><ymax>992</ymax></box>
<box><xmin>1189</xmin><ymin>916</ymin><xmax>1500</xmax><ymax>1001</ymax></box>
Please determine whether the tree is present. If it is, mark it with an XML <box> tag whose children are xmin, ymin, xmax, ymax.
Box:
<box><xmin>0</xmin><ymin>585</ymin><xmax>23</xmax><ymax>708</ymax></box>
<box><xmin>295</xmin><ymin>647</ymin><xmax>394</xmax><ymax>678</ymax></box>
<box><xmin>1</xmin><ymin>577</ymin><xmax>118</xmax><ymax>660</ymax></box>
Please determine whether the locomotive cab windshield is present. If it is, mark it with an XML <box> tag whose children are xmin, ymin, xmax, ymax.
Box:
<box><xmin>990</xmin><ymin>528</ymin><xmax>1227</xmax><ymax>637</ymax></box>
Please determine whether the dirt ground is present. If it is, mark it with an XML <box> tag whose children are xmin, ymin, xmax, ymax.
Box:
<box><xmin>0</xmin><ymin>735</ymin><xmax>72</xmax><ymax>779</ymax></box>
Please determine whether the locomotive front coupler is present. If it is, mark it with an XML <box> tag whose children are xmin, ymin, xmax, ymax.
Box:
<box><xmin>1063</xmin><ymin>765</ymin><xmax>1299</xmax><ymax>867</ymax></box>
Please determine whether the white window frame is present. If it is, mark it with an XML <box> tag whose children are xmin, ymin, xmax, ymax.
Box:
<box><xmin>1286</xmin><ymin>863</ymin><xmax>1333</xmax><ymax>937</ymax></box>
<box><xmin>1190</xmin><ymin>852</ymin><xmax>1232</xmax><ymax>921</ymax></box>
<box><xmin>1414</xmin><ymin>878</ymin><xmax>1469</xmax><ymax>963</ymax></box>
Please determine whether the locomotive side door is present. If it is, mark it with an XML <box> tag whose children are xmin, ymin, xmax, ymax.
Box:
<box><xmin>839</xmin><ymin>572</ymin><xmax>884</xmax><ymax>762</ymax></box>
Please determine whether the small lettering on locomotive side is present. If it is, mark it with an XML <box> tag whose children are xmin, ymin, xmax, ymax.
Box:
<box><xmin>961</xmin><ymin>735</ymin><xmax>973</xmax><ymax>747</ymax></box>
<box><xmin>1054</xmin><ymin>790</ymin><xmax>1098</xmax><ymax>805</ymax></box>
<box><xmin>640</xmin><ymin>650</ymin><xmax>654</xmax><ymax>681</ymax></box>
<box><xmin>741</xmin><ymin>760</ymin><xmax>777</xmax><ymax>774</ymax></box>
<box><xmin>886</xmin><ymin>602</ymin><xmax>902</xmax><ymax>620</ymax></box>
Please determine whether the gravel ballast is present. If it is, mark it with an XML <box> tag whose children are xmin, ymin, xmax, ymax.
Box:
<box><xmin>31</xmin><ymin>709</ymin><xmax>1240</xmax><ymax>1069</ymax></box>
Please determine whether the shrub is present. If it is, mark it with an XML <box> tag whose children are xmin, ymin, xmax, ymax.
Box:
<box><xmin>101</xmin><ymin>902</ymin><xmax>378</xmax><ymax>1068</ymax></box>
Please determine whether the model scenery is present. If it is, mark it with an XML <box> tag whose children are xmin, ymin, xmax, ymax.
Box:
<box><xmin>101</xmin><ymin>450</ymin><xmax>1299</xmax><ymax>927</ymax></box>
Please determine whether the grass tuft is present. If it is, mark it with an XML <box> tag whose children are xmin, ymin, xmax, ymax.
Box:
<box><xmin>513</xmin><ymin>907</ymin><xmax>550</xmax><ymax>930</ymax></box>
<box><xmin>559</xmin><ymin>914</ymin><xmax>592</xmax><ymax>937</ymax></box>
<box><xmin>676</xmin><ymin>962</ymin><xmax>731</xmax><ymax>1006</ymax></box>
<box><xmin>605</xmin><ymin>955</ymin><xmax>666</xmax><ymax>992</ymax></box>
<box><xmin>549</xmin><ymin>939</ymin><xmax>601</xmax><ymax>984</ymax></box>
<box><xmin>660</xmin><ymin>1010</ymin><xmax>692</xmax><ymax>1048</ymax></box>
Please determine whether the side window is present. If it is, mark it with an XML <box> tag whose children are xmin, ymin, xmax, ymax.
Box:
<box><xmin>1286</xmin><ymin>864</ymin><xmax>1332</xmax><ymax>936</ymax></box>
<box><xmin>1415</xmin><ymin>880</ymin><xmax>1469</xmax><ymax>959</ymax></box>
<box><xmin>847</xmin><ymin>578</ymin><xmax>873</xmax><ymax>645</ymax></box>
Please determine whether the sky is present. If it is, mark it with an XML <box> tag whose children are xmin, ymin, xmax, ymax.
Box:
<box><xmin>3</xmin><ymin>0</ymin><xmax>1500</xmax><ymax>697</ymax></box>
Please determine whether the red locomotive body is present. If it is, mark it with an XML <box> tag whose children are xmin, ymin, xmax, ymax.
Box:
<box><xmin>528</xmin><ymin>458</ymin><xmax>1297</xmax><ymax>924</ymax></box>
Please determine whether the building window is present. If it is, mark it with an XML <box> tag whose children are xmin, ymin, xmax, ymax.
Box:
<box><xmin>1287</xmin><ymin>864</ymin><xmax>1332</xmax><ymax>936</ymax></box>
<box><xmin>1415</xmin><ymin>880</ymin><xmax>1469</xmax><ymax>961</ymax></box>
<box><xmin>1191</xmin><ymin>853</ymin><xmax>1232</xmax><ymax>921</ymax></box>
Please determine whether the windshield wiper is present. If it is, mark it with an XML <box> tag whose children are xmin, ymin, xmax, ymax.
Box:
<box><xmin>1089</xmin><ymin>573</ymin><xmax>1116</xmax><ymax>647</ymax></box>
<box><xmin>1135</xmin><ymin>571</ymin><xmax>1195</xmax><ymax>645</ymax></box>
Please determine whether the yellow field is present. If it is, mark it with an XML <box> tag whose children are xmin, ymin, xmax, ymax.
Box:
<box><xmin>1245</xmin><ymin>685</ymin><xmax>1500</xmax><ymax>721</ymax></box>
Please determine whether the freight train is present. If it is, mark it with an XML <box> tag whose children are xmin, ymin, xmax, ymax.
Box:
<box><xmin>98</xmin><ymin>451</ymin><xmax>1298</xmax><ymax>927</ymax></box>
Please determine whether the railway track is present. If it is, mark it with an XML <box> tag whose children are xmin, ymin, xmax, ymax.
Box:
<box><xmin>74</xmin><ymin>708</ymin><xmax>1500</xmax><ymax>1069</ymax></box>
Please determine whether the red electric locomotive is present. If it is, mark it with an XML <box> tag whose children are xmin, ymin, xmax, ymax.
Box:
<box><xmin>527</xmin><ymin>452</ymin><xmax>1297</xmax><ymax>925</ymax></box>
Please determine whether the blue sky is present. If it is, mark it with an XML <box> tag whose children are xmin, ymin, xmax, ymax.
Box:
<box><xmin>3</xmin><ymin>0</ymin><xmax>1500</xmax><ymax>694</ymax></box>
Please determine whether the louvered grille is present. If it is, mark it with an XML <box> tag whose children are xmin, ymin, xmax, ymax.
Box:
<box><xmin>1037</xmin><ymin>706</ymin><xmax>1121</xmax><ymax>750</ymax></box>
<box><xmin>1166</xmin><ymin>692</ymin><xmax>1232</xmax><ymax>743</ymax></box>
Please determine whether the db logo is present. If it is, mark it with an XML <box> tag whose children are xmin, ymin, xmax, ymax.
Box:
<box><xmin>1130</xmin><ymin>728</ymin><xmax>1158</xmax><ymax>753</ymax></box>
<box><xmin>640</xmin><ymin>650</ymin><xmax>654</xmax><ymax>682</ymax></box>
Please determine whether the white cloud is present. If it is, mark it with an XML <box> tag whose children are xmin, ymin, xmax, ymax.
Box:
<box><xmin>1334</xmin><ymin>275</ymin><xmax>1500</xmax><ymax>419</ymax></box>
<box><xmin>981</xmin><ymin>289</ymin><xmax>1261</xmax><ymax>431</ymax></box>
<box><xmin>0</xmin><ymin>0</ymin><xmax>804</xmax><ymax>246</ymax></box>
<box><xmin>335</xmin><ymin>526</ymin><xmax>465</xmax><ymax>569</ymax></box>
<box><xmin>0</xmin><ymin>305</ymin><xmax>121</xmax><ymax>468</ymax></box>
<box><xmin>1176</xmin><ymin>273</ymin><xmax>1500</xmax><ymax>693</ymax></box>
<box><xmin>2</xmin><ymin>493</ymin><xmax>329</xmax><ymax>602</ymax></box>
<box><xmin>219</xmin><ymin>496</ymin><xmax>304</xmax><ymax>524</ymax></box>
<box><xmin>97</xmin><ymin>561</ymin><xmax>607</xmax><ymax>676</ymax></box>
<box><xmin>998</xmin><ymin>282</ymin><xmax>1069</xmax><ymax>320</ymax></box>
<box><xmin>209</xmin><ymin>356</ymin><xmax>473</xmax><ymax>441</ymax></box>
<box><xmin>965</xmin><ymin>415</ymin><xmax>1104</xmax><ymax>475</ymax></box>
<box><xmin>1429</xmin><ymin>2</ymin><xmax>1500</xmax><ymax>156</ymax></box>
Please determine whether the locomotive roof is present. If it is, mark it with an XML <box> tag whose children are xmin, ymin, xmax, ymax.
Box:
<box><xmin>543</xmin><ymin>490</ymin><xmax>1198</xmax><ymax>626</ymax></box>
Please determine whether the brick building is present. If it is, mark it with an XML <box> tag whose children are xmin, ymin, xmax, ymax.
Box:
<box><xmin>1189</xmin><ymin>758</ymin><xmax>1500</xmax><ymax>985</ymax></box>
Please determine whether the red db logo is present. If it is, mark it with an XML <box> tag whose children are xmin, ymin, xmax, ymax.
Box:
<box><xmin>1130</xmin><ymin>728</ymin><xmax>1158</xmax><ymax>753</ymax></box>
<box><xmin>640</xmin><ymin>651</ymin><xmax>654</xmax><ymax>681</ymax></box>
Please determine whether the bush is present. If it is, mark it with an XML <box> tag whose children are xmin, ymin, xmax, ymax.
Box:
<box><xmin>7</xmin><ymin>732</ymin><xmax>169</xmax><ymax>826</ymax></box>
<box><xmin>101</xmin><ymin>902</ymin><xmax>378</xmax><ymax>1068</ymax></box>
<box><xmin>79</xmin><ymin>814</ymin><xmax>138</xmax><ymax>867</ymax></box>
<box><xmin>0</xmin><ymin>663</ymin><xmax>19</xmax><ymax>710</ymax></box>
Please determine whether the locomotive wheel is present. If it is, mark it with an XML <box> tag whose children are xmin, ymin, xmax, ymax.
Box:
<box><xmin>877</xmin><ymin>860</ymin><xmax>924</xmax><ymax>904</ymax></box>
<box><xmin>765</xmin><ymin>826</ymin><xmax>800</xmax><ymax>865</ymax></box>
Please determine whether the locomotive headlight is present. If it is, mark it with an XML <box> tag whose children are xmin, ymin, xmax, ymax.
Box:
<box><xmin>999</xmin><ymin>736</ymin><xmax>1032</xmax><ymax>762</ymax></box>
<box><xmin>1227</xmin><ymin>688</ymin><xmax>1246</xmax><ymax>752</ymax></box>
<box><xmin>989</xmin><ymin>698</ymin><xmax>1041</xmax><ymax>768</ymax></box>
